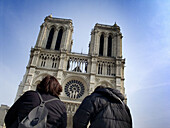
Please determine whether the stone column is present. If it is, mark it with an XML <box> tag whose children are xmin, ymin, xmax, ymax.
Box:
<box><xmin>51</xmin><ymin>29</ymin><xmax>59</xmax><ymax>50</ymax></box>
<box><xmin>111</xmin><ymin>36</ymin><xmax>114</xmax><ymax>57</ymax></box>
<box><xmin>121</xmin><ymin>59</ymin><xmax>125</xmax><ymax>95</ymax></box>
<box><xmin>116</xmin><ymin>61</ymin><xmax>121</xmax><ymax>77</ymax></box>
<box><xmin>58</xmin><ymin>28</ymin><xmax>66</xmax><ymax>51</ymax></box>
<box><xmin>87</xmin><ymin>59</ymin><xmax>91</xmax><ymax>73</ymax></box>
<box><xmin>90</xmin><ymin>57</ymin><xmax>97</xmax><ymax>74</ymax></box>
<box><xmin>67</xmin><ymin>29</ymin><xmax>73</xmax><ymax>52</ymax></box>
<box><xmin>115</xmin><ymin>60</ymin><xmax>122</xmax><ymax>92</ymax></box>
<box><xmin>111</xmin><ymin>63</ymin><xmax>114</xmax><ymax>75</ymax></box>
<box><xmin>104</xmin><ymin>62</ymin><xmax>107</xmax><ymax>75</ymax></box>
<box><xmin>89</xmin><ymin>31</ymin><xmax>94</xmax><ymax>55</ymax></box>
<box><xmin>89</xmin><ymin>56</ymin><xmax>97</xmax><ymax>94</ymax></box>
<box><xmin>116</xmin><ymin>34</ymin><xmax>119</xmax><ymax>57</ymax></box>
<box><xmin>120</xmin><ymin>34</ymin><xmax>123</xmax><ymax>57</ymax></box>
<box><xmin>64</xmin><ymin>28</ymin><xmax>70</xmax><ymax>50</ymax></box>
<box><xmin>31</xmin><ymin>50</ymin><xmax>40</xmax><ymax>67</ymax></box>
<box><xmin>113</xmin><ymin>35</ymin><xmax>117</xmax><ymax>57</ymax></box>
<box><xmin>35</xmin><ymin>23</ymin><xmax>47</xmax><ymax>48</ymax></box>
<box><xmin>58</xmin><ymin>53</ymin><xmax>67</xmax><ymax>70</ymax></box>
<box><xmin>93</xmin><ymin>30</ymin><xmax>99</xmax><ymax>55</ymax></box>
<box><xmin>117</xmin><ymin>33</ymin><xmax>122</xmax><ymax>57</ymax></box>
<box><xmin>0</xmin><ymin>104</ymin><xmax>9</xmax><ymax>127</ymax></box>
<box><xmin>116</xmin><ymin>78</ymin><xmax>121</xmax><ymax>92</ymax></box>
<box><xmin>121</xmin><ymin>64</ymin><xmax>125</xmax><ymax>95</ymax></box>
<box><xmin>57</xmin><ymin>53</ymin><xmax>67</xmax><ymax>81</ymax></box>
<box><xmin>104</xmin><ymin>34</ymin><xmax>108</xmax><ymax>56</ymax></box>
<box><xmin>96</xmin><ymin>34</ymin><xmax>100</xmax><ymax>55</ymax></box>
<box><xmin>42</xmin><ymin>27</ymin><xmax>50</xmax><ymax>48</ymax></box>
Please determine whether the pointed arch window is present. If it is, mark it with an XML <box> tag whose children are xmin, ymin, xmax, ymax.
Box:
<box><xmin>99</xmin><ymin>34</ymin><xmax>104</xmax><ymax>56</ymax></box>
<box><xmin>107</xmin><ymin>35</ymin><xmax>112</xmax><ymax>57</ymax></box>
<box><xmin>46</xmin><ymin>28</ymin><xmax>54</xmax><ymax>49</ymax></box>
<box><xmin>55</xmin><ymin>28</ymin><xmax>63</xmax><ymax>50</ymax></box>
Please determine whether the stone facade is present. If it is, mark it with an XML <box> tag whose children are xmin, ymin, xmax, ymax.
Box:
<box><xmin>0</xmin><ymin>105</ymin><xmax>9</xmax><ymax>128</ymax></box>
<box><xmin>4</xmin><ymin>15</ymin><xmax>126</xmax><ymax>128</ymax></box>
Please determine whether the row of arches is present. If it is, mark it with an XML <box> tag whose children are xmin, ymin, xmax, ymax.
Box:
<box><xmin>67</xmin><ymin>57</ymin><xmax>88</xmax><ymax>73</ymax></box>
<box><xmin>46</xmin><ymin>27</ymin><xmax>63</xmax><ymax>50</ymax></box>
<box><xmin>97</xmin><ymin>61</ymin><xmax>115</xmax><ymax>76</ymax></box>
<box><xmin>99</xmin><ymin>34</ymin><xmax>113</xmax><ymax>57</ymax></box>
<box><xmin>39</xmin><ymin>53</ymin><xmax>60</xmax><ymax>69</ymax></box>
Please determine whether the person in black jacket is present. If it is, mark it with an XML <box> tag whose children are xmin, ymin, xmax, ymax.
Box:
<box><xmin>73</xmin><ymin>86</ymin><xmax>132</xmax><ymax>128</ymax></box>
<box><xmin>5</xmin><ymin>75</ymin><xmax>67</xmax><ymax>128</ymax></box>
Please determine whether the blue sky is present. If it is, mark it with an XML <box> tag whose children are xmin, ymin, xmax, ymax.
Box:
<box><xmin>1</xmin><ymin>0</ymin><xmax>170</xmax><ymax>127</ymax></box>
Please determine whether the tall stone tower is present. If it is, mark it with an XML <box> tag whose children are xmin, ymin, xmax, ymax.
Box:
<box><xmin>15</xmin><ymin>15</ymin><xmax>125</xmax><ymax>128</ymax></box>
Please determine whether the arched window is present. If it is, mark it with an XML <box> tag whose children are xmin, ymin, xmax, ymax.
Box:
<box><xmin>46</xmin><ymin>28</ymin><xmax>54</xmax><ymax>49</ymax></box>
<box><xmin>99</xmin><ymin>34</ymin><xmax>104</xmax><ymax>56</ymax></box>
<box><xmin>55</xmin><ymin>28</ymin><xmax>63</xmax><ymax>50</ymax></box>
<box><xmin>107</xmin><ymin>35</ymin><xmax>112</xmax><ymax>57</ymax></box>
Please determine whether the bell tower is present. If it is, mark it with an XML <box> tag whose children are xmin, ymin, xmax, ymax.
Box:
<box><xmin>89</xmin><ymin>23</ymin><xmax>122</xmax><ymax>57</ymax></box>
<box><xmin>35</xmin><ymin>15</ymin><xmax>73</xmax><ymax>52</ymax></box>
<box><xmin>88</xmin><ymin>23</ymin><xmax>125</xmax><ymax>95</ymax></box>
<box><xmin>15</xmin><ymin>15</ymin><xmax>74</xmax><ymax>100</ymax></box>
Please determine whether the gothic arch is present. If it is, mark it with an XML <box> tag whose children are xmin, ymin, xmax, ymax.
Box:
<box><xmin>108</xmin><ymin>33</ymin><xmax>114</xmax><ymax>38</ymax></box>
<box><xmin>49</xmin><ymin>25</ymin><xmax>57</xmax><ymax>30</ymax></box>
<box><xmin>57</xmin><ymin>26</ymin><xmax>65</xmax><ymax>31</ymax></box>
<box><xmin>98</xmin><ymin>32</ymin><xmax>105</xmax><ymax>36</ymax></box>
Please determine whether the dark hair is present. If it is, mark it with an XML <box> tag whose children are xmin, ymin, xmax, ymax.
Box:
<box><xmin>36</xmin><ymin>75</ymin><xmax>62</xmax><ymax>96</ymax></box>
<box><xmin>94</xmin><ymin>85</ymin><xmax>105</xmax><ymax>91</ymax></box>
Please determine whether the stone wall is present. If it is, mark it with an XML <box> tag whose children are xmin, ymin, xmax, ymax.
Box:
<box><xmin>0</xmin><ymin>105</ymin><xmax>9</xmax><ymax>128</ymax></box>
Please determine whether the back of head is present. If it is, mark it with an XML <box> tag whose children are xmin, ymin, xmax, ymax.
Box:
<box><xmin>36</xmin><ymin>75</ymin><xmax>62</xmax><ymax>97</ymax></box>
<box><xmin>94</xmin><ymin>85</ymin><xmax>105</xmax><ymax>91</ymax></box>
<box><xmin>94</xmin><ymin>85</ymin><xmax>125</xmax><ymax>101</ymax></box>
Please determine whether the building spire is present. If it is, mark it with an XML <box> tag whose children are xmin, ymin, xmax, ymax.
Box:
<box><xmin>113</xmin><ymin>22</ymin><xmax>118</xmax><ymax>27</ymax></box>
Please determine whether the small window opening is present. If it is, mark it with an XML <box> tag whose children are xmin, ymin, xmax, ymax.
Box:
<box><xmin>107</xmin><ymin>35</ymin><xmax>112</xmax><ymax>57</ymax></box>
<box><xmin>99</xmin><ymin>34</ymin><xmax>104</xmax><ymax>56</ymax></box>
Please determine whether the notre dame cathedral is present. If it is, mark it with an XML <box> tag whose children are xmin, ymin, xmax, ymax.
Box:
<box><xmin>11</xmin><ymin>15</ymin><xmax>126</xmax><ymax>128</ymax></box>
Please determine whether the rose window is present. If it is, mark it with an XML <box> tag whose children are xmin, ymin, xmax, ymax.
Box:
<box><xmin>65</xmin><ymin>80</ymin><xmax>85</xmax><ymax>99</ymax></box>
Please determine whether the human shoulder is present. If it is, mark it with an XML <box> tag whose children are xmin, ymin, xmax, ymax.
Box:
<box><xmin>15</xmin><ymin>90</ymin><xmax>40</xmax><ymax>108</ymax></box>
<box><xmin>80</xmin><ymin>94</ymin><xmax>97</xmax><ymax>106</ymax></box>
<box><xmin>23</xmin><ymin>90</ymin><xmax>38</xmax><ymax>96</ymax></box>
<box><xmin>20</xmin><ymin>90</ymin><xmax>39</xmax><ymax>100</ymax></box>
